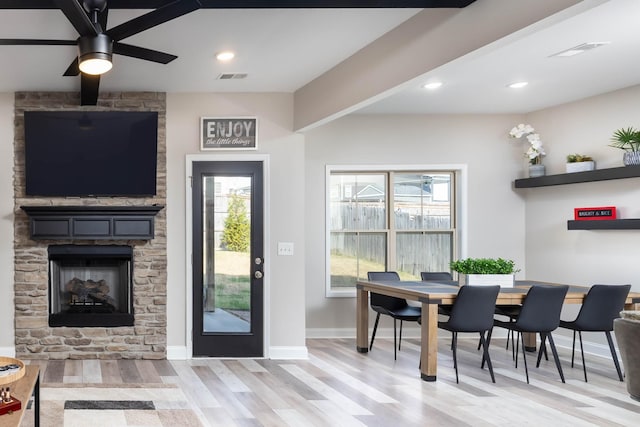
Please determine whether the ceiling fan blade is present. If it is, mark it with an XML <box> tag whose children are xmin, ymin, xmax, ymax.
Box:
<box><xmin>63</xmin><ymin>57</ymin><xmax>80</xmax><ymax>76</ymax></box>
<box><xmin>113</xmin><ymin>42</ymin><xmax>177</xmax><ymax>64</ymax></box>
<box><xmin>106</xmin><ymin>0</ymin><xmax>201</xmax><ymax>42</ymax></box>
<box><xmin>54</xmin><ymin>0</ymin><xmax>99</xmax><ymax>37</ymax></box>
<box><xmin>0</xmin><ymin>39</ymin><xmax>75</xmax><ymax>46</ymax></box>
<box><xmin>80</xmin><ymin>73</ymin><xmax>100</xmax><ymax>106</ymax></box>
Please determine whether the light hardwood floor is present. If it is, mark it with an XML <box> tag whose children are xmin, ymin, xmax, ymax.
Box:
<box><xmin>23</xmin><ymin>337</ymin><xmax>640</xmax><ymax>426</ymax></box>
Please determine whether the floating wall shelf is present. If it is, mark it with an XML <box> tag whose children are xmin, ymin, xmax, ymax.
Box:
<box><xmin>567</xmin><ymin>219</ymin><xmax>640</xmax><ymax>230</ymax></box>
<box><xmin>514</xmin><ymin>166</ymin><xmax>640</xmax><ymax>188</ymax></box>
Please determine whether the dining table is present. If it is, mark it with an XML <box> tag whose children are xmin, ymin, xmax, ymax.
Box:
<box><xmin>356</xmin><ymin>279</ymin><xmax>640</xmax><ymax>382</ymax></box>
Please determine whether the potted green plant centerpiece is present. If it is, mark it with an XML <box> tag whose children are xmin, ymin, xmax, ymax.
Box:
<box><xmin>450</xmin><ymin>257</ymin><xmax>518</xmax><ymax>288</ymax></box>
<box><xmin>566</xmin><ymin>154</ymin><xmax>595</xmax><ymax>173</ymax></box>
<box><xmin>610</xmin><ymin>127</ymin><xmax>640</xmax><ymax>166</ymax></box>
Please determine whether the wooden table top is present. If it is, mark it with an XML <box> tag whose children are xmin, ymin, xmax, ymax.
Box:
<box><xmin>356</xmin><ymin>279</ymin><xmax>640</xmax><ymax>306</ymax></box>
<box><xmin>1</xmin><ymin>365</ymin><xmax>39</xmax><ymax>427</ymax></box>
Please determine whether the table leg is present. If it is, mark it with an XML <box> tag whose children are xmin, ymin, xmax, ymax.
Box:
<box><xmin>524</xmin><ymin>332</ymin><xmax>537</xmax><ymax>352</ymax></box>
<box><xmin>356</xmin><ymin>287</ymin><xmax>369</xmax><ymax>353</ymax></box>
<box><xmin>34</xmin><ymin>372</ymin><xmax>40</xmax><ymax>427</ymax></box>
<box><xmin>420</xmin><ymin>302</ymin><xmax>438</xmax><ymax>381</ymax></box>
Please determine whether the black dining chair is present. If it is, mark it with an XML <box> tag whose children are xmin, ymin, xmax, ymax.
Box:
<box><xmin>438</xmin><ymin>285</ymin><xmax>500</xmax><ymax>383</ymax></box>
<box><xmin>490</xmin><ymin>285</ymin><xmax>569</xmax><ymax>384</ymax></box>
<box><xmin>420</xmin><ymin>272</ymin><xmax>454</xmax><ymax>316</ymax></box>
<box><xmin>559</xmin><ymin>284</ymin><xmax>631</xmax><ymax>382</ymax></box>
<box><xmin>367</xmin><ymin>271</ymin><xmax>421</xmax><ymax>360</ymax></box>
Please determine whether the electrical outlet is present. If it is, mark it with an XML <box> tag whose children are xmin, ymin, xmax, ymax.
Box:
<box><xmin>277</xmin><ymin>242</ymin><xmax>294</xmax><ymax>256</ymax></box>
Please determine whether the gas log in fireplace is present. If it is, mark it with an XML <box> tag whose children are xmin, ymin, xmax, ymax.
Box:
<box><xmin>48</xmin><ymin>245</ymin><xmax>134</xmax><ymax>327</ymax></box>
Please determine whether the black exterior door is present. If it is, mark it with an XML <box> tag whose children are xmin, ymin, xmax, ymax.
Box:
<box><xmin>192</xmin><ymin>161</ymin><xmax>264</xmax><ymax>357</ymax></box>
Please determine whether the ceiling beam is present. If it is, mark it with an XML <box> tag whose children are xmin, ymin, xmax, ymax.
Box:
<box><xmin>292</xmin><ymin>0</ymin><xmax>592</xmax><ymax>131</ymax></box>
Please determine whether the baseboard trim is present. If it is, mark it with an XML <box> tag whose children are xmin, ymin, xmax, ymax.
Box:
<box><xmin>268</xmin><ymin>346</ymin><xmax>308</xmax><ymax>360</ymax></box>
<box><xmin>167</xmin><ymin>346</ymin><xmax>188</xmax><ymax>360</ymax></box>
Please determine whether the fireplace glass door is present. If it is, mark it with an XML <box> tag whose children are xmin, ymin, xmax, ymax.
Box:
<box><xmin>48</xmin><ymin>245</ymin><xmax>133</xmax><ymax>327</ymax></box>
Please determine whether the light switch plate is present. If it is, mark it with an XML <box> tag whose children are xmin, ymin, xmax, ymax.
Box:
<box><xmin>277</xmin><ymin>242</ymin><xmax>294</xmax><ymax>256</ymax></box>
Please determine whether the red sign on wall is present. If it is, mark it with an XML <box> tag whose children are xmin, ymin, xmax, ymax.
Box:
<box><xmin>574</xmin><ymin>206</ymin><xmax>617</xmax><ymax>220</ymax></box>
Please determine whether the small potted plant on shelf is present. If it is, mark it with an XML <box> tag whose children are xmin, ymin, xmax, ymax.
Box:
<box><xmin>566</xmin><ymin>154</ymin><xmax>595</xmax><ymax>173</ymax></box>
<box><xmin>610</xmin><ymin>127</ymin><xmax>640</xmax><ymax>166</ymax></box>
<box><xmin>450</xmin><ymin>258</ymin><xmax>518</xmax><ymax>288</ymax></box>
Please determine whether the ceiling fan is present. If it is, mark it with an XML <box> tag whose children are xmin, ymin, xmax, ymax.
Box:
<box><xmin>0</xmin><ymin>0</ymin><xmax>201</xmax><ymax>105</ymax></box>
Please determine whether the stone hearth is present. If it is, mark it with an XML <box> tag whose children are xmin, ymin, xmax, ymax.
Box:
<box><xmin>13</xmin><ymin>92</ymin><xmax>167</xmax><ymax>360</ymax></box>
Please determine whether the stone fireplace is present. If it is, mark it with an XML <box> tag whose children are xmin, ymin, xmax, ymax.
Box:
<box><xmin>13</xmin><ymin>92</ymin><xmax>168</xmax><ymax>360</ymax></box>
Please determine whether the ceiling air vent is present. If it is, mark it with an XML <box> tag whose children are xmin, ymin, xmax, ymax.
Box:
<box><xmin>217</xmin><ymin>73</ymin><xmax>248</xmax><ymax>80</ymax></box>
<box><xmin>549</xmin><ymin>42</ymin><xmax>610</xmax><ymax>58</ymax></box>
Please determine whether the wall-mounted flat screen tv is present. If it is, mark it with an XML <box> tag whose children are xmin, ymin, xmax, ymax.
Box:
<box><xmin>24</xmin><ymin>111</ymin><xmax>158</xmax><ymax>197</ymax></box>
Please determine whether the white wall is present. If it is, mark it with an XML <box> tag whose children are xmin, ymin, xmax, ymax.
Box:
<box><xmin>0</xmin><ymin>93</ymin><xmax>13</xmax><ymax>355</ymax></box>
<box><xmin>166</xmin><ymin>93</ymin><xmax>307</xmax><ymax>358</ymax></box>
<box><xmin>524</xmin><ymin>86</ymin><xmax>640</xmax><ymax>308</ymax></box>
<box><xmin>303</xmin><ymin>114</ymin><xmax>528</xmax><ymax>334</ymax></box>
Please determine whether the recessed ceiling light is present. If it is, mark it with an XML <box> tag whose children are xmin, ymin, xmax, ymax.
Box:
<box><xmin>216</xmin><ymin>51</ymin><xmax>235</xmax><ymax>61</ymax></box>
<box><xmin>550</xmin><ymin>42</ymin><xmax>610</xmax><ymax>58</ymax></box>
<box><xmin>508</xmin><ymin>81</ymin><xmax>528</xmax><ymax>89</ymax></box>
<box><xmin>422</xmin><ymin>82</ymin><xmax>443</xmax><ymax>90</ymax></box>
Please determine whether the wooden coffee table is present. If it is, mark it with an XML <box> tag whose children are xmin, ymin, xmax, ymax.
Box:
<box><xmin>1</xmin><ymin>365</ymin><xmax>40</xmax><ymax>427</ymax></box>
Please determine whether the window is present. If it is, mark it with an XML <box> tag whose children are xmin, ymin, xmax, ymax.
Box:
<box><xmin>326</xmin><ymin>167</ymin><xmax>457</xmax><ymax>297</ymax></box>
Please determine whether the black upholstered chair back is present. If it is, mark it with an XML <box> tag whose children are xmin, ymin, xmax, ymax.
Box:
<box><xmin>367</xmin><ymin>271</ymin><xmax>405</xmax><ymax>311</ymax></box>
<box><xmin>420</xmin><ymin>272</ymin><xmax>453</xmax><ymax>281</ymax></box>
<box><xmin>571</xmin><ymin>284</ymin><xmax>631</xmax><ymax>331</ymax></box>
<box><xmin>515</xmin><ymin>285</ymin><xmax>569</xmax><ymax>332</ymax></box>
<box><xmin>446</xmin><ymin>285</ymin><xmax>500</xmax><ymax>332</ymax></box>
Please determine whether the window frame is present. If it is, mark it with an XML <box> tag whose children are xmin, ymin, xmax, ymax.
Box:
<box><xmin>325</xmin><ymin>164</ymin><xmax>467</xmax><ymax>298</ymax></box>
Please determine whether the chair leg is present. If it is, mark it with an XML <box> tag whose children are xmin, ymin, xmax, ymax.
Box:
<box><xmin>520</xmin><ymin>331</ymin><xmax>529</xmax><ymax>384</ymax></box>
<box><xmin>393</xmin><ymin>319</ymin><xmax>398</xmax><ymax>360</ymax></box>
<box><xmin>605</xmin><ymin>331</ymin><xmax>624</xmax><ymax>382</ymax></box>
<box><xmin>398</xmin><ymin>320</ymin><xmax>403</xmax><ymax>352</ymax></box>
<box><xmin>369</xmin><ymin>313</ymin><xmax>381</xmax><ymax>351</ymax></box>
<box><xmin>578</xmin><ymin>331</ymin><xmax>587</xmax><ymax>382</ymax></box>
<box><xmin>547</xmin><ymin>333</ymin><xmax>565</xmax><ymax>383</ymax></box>
<box><xmin>514</xmin><ymin>332</ymin><xmax>520</xmax><ymax>368</ymax></box>
<box><xmin>536</xmin><ymin>333</ymin><xmax>547</xmax><ymax>368</ymax></box>
<box><xmin>452</xmin><ymin>332</ymin><xmax>459</xmax><ymax>384</ymax></box>
<box><xmin>482</xmin><ymin>328</ymin><xmax>493</xmax><ymax>369</ymax></box>
<box><xmin>480</xmin><ymin>332</ymin><xmax>496</xmax><ymax>383</ymax></box>
<box><xmin>570</xmin><ymin>330</ymin><xmax>576</xmax><ymax>368</ymax></box>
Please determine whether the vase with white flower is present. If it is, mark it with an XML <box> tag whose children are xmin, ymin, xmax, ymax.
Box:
<box><xmin>510</xmin><ymin>124</ymin><xmax>546</xmax><ymax>177</ymax></box>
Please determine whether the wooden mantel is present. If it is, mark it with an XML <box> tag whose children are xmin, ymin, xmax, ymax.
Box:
<box><xmin>20</xmin><ymin>205</ymin><xmax>164</xmax><ymax>240</ymax></box>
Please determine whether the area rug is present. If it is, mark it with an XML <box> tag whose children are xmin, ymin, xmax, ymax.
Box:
<box><xmin>19</xmin><ymin>384</ymin><xmax>204</xmax><ymax>427</ymax></box>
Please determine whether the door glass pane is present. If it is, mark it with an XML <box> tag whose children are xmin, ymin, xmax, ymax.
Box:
<box><xmin>394</xmin><ymin>173</ymin><xmax>452</xmax><ymax>230</ymax></box>
<box><xmin>202</xmin><ymin>176</ymin><xmax>251</xmax><ymax>333</ymax></box>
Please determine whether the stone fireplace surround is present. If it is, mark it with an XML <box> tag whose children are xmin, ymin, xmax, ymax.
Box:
<box><xmin>13</xmin><ymin>92</ymin><xmax>168</xmax><ymax>360</ymax></box>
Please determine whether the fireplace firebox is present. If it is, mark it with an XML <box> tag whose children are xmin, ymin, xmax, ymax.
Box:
<box><xmin>48</xmin><ymin>245</ymin><xmax>134</xmax><ymax>327</ymax></box>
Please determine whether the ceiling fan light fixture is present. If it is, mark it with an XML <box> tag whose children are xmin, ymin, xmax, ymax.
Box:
<box><xmin>78</xmin><ymin>34</ymin><xmax>113</xmax><ymax>75</ymax></box>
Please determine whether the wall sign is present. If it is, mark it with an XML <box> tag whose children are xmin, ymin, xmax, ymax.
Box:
<box><xmin>200</xmin><ymin>117</ymin><xmax>257</xmax><ymax>150</ymax></box>
<box><xmin>574</xmin><ymin>206</ymin><xmax>617</xmax><ymax>220</ymax></box>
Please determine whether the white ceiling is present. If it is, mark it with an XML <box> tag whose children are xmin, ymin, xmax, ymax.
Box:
<box><xmin>0</xmin><ymin>0</ymin><xmax>638</xmax><ymax>121</ymax></box>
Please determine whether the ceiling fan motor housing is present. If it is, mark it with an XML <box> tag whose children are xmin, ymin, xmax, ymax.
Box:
<box><xmin>78</xmin><ymin>33</ymin><xmax>113</xmax><ymax>63</ymax></box>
